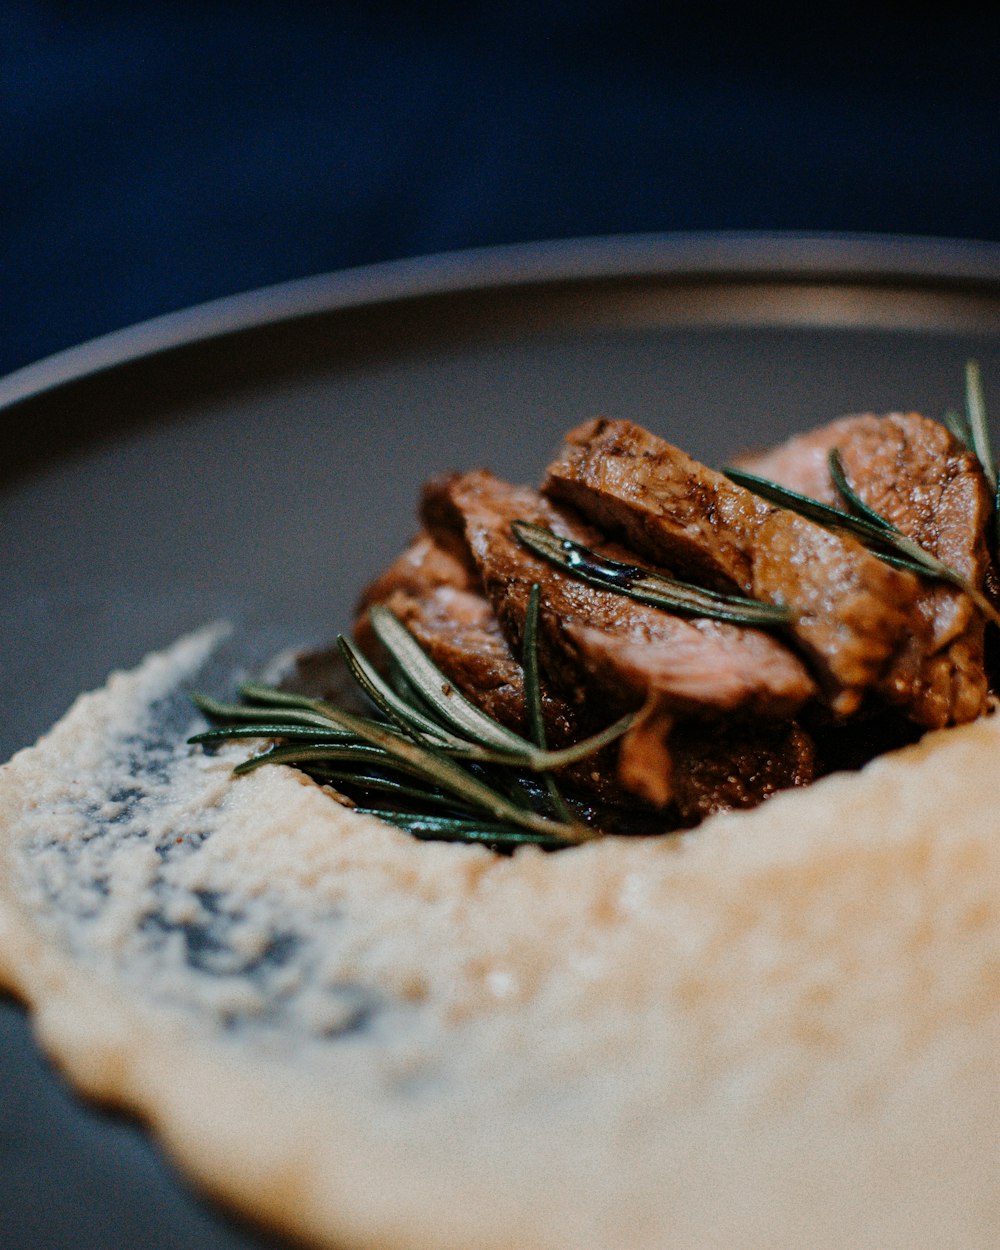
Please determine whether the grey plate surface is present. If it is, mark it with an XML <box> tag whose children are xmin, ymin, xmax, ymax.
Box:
<box><xmin>2</xmin><ymin>231</ymin><xmax>1000</xmax><ymax>1249</ymax></box>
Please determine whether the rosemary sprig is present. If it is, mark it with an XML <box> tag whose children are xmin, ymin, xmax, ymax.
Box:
<box><xmin>510</xmin><ymin>520</ymin><xmax>792</xmax><ymax>627</ymax></box>
<box><xmin>248</xmin><ymin>693</ymin><xmax>584</xmax><ymax>838</ymax></box>
<box><xmin>940</xmin><ymin>364</ymin><xmax>999</xmax><ymax>553</ymax></box>
<box><xmin>943</xmin><ymin>407</ymin><xmax>972</xmax><ymax>447</ymax></box>
<box><xmin>522</xmin><ymin>583</ymin><xmax>574</xmax><ymax>823</ymax></box>
<box><xmin>189</xmin><ymin>723</ymin><xmax>358</xmax><ymax>745</ymax></box>
<box><xmin>229</xmin><ymin>679</ymin><xmax>633</xmax><ymax>772</ymax></box>
<box><xmin>314</xmin><ymin>773</ymin><xmax>459</xmax><ymax>811</ymax></box>
<box><xmin>965</xmin><ymin>360</ymin><xmax>996</xmax><ymax>493</ymax></box>
<box><xmin>353</xmin><ymin>810</ymin><xmax>575</xmax><ymax>851</ymax></box>
<box><xmin>366</xmin><ymin>605</ymin><xmax>535</xmax><ymax>752</ymax></box>
<box><xmin>727</xmin><ymin>449</ymin><xmax>1000</xmax><ymax>629</ymax></box>
<box><xmin>827</xmin><ymin>448</ymin><xmax>1000</xmax><ymax>625</ymax></box>
<box><xmin>962</xmin><ymin>359</ymin><xmax>1000</xmax><ymax>553</ymax></box>
<box><xmin>232</xmin><ymin>740</ymin><xmax>450</xmax><ymax>782</ymax></box>
<box><xmin>190</xmin><ymin>692</ymin><xmax>343</xmax><ymax>732</ymax></box>
<box><xmin>189</xmin><ymin>605</ymin><xmax>641</xmax><ymax>848</ymax></box>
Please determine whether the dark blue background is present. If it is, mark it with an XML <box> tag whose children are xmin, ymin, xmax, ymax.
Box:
<box><xmin>3</xmin><ymin>2</ymin><xmax>1000</xmax><ymax>378</ymax></box>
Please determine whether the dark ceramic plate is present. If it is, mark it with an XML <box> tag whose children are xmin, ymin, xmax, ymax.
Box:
<box><xmin>2</xmin><ymin>232</ymin><xmax>1000</xmax><ymax>1250</ymax></box>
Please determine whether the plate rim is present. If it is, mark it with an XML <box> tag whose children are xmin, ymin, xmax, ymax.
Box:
<box><xmin>3</xmin><ymin>229</ymin><xmax>1000</xmax><ymax>413</ymax></box>
<box><xmin>3</xmin><ymin>227</ymin><xmax>1000</xmax><ymax>1250</ymax></box>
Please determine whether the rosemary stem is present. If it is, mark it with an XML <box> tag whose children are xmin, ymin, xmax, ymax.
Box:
<box><xmin>829</xmin><ymin>449</ymin><xmax>1000</xmax><ymax>630</ymax></box>
<box><xmin>913</xmin><ymin>554</ymin><xmax>1000</xmax><ymax>630</ymax></box>
<box><xmin>522</xmin><ymin>583</ymin><xmax>575</xmax><ymax>823</ymax></box>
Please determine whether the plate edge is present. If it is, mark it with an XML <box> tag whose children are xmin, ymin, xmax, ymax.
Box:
<box><xmin>2</xmin><ymin>230</ymin><xmax>999</xmax><ymax>411</ymax></box>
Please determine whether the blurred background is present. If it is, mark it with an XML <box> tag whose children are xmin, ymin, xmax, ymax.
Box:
<box><xmin>4</xmin><ymin>0</ymin><xmax>1000</xmax><ymax>378</ymax></box>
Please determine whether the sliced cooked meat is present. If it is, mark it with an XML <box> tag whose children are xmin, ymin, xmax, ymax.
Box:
<box><xmin>668</xmin><ymin>720</ymin><xmax>816</xmax><ymax>824</ymax></box>
<box><xmin>737</xmin><ymin>412</ymin><xmax>993</xmax><ymax>726</ymax></box>
<box><xmin>355</xmin><ymin>531</ymin><xmax>582</xmax><ymax>743</ymax></box>
<box><xmin>356</xmin><ymin>530</ymin><xmax>478</xmax><ymax>610</ymax></box>
<box><xmin>423</xmin><ymin>470</ymin><xmax>816</xmax><ymax>720</ymax></box>
<box><xmin>391</xmin><ymin>586</ymin><xmax>586</xmax><ymax>746</ymax></box>
<box><xmin>584</xmin><ymin>712</ymin><xmax>816</xmax><ymax>826</ymax></box>
<box><xmin>420</xmin><ymin>470</ymin><xmax>817</xmax><ymax>806</ymax></box>
<box><xmin>544</xmin><ymin>417</ymin><xmax>923</xmax><ymax>718</ymax></box>
<box><xmin>808</xmin><ymin>709</ymin><xmax>925</xmax><ymax>778</ymax></box>
<box><xmin>732</xmin><ymin>415</ymin><xmax>860</xmax><ymax>508</ymax></box>
<box><xmin>357</xmin><ymin>531</ymin><xmax>817</xmax><ymax>818</ymax></box>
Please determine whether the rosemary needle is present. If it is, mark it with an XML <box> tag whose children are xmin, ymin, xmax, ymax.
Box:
<box><xmin>827</xmin><ymin>448</ymin><xmax>1000</xmax><ymax>627</ymax></box>
<box><xmin>522</xmin><ymin>583</ymin><xmax>574</xmax><ymax>823</ymax></box>
<box><xmin>190</xmin><ymin>606</ymin><xmax>630</xmax><ymax>847</ymax></box>
<box><xmin>965</xmin><ymin>360</ymin><xmax>996</xmax><ymax>493</ymax></box>
<box><xmin>511</xmin><ymin>520</ymin><xmax>792</xmax><ymax>628</ymax></box>
<box><xmin>727</xmin><ymin>447</ymin><xmax>1000</xmax><ymax>630</ymax></box>
<box><xmin>960</xmin><ymin>359</ymin><xmax>1000</xmax><ymax>553</ymax></box>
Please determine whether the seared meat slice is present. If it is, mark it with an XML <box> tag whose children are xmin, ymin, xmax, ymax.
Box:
<box><xmin>358</xmin><ymin>527</ymin><xmax>817</xmax><ymax>818</ymax></box>
<box><xmin>544</xmin><ymin>418</ymin><xmax>922</xmax><ymax>718</ymax></box>
<box><xmin>668</xmin><ymin>720</ymin><xmax>815</xmax><ymax>824</ymax></box>
<box><xmin>577</xmin><ymin>714</ymin><xmax>816</xmax><ymax>827</ymax></box>
<box><xmin>738</xmin><ymin>412</ymin><xmax>993</xmax><ymax>726</ymax></box>
<box><xmin>733</xmin><ymin>415</ymin><xmax>861</xmax><ymax>508</ymax></box>
<box><xmin>356</xmin><ymin>531</ymin><xmax>582</xmax><ymax>743</ymax></box>
<box><xmin>421</xmin><ymin>470</ymin><xmax>816</xmax><ymax>805</ymax></box>
<box><xmin>423</xmin><ymin>471</ymin><xmax>816</xmax><ymax>720</ymax></box>
<box><xmin>357</xmin><ymin>530</ymin><xmax>478</xmax><ymax>609</ymax></box>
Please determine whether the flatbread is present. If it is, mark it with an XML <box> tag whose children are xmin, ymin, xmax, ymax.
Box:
<box><xmin>2</xmin><ymin>625</ymin><xmax>1000</xmax><ymax>1249</ymax></box>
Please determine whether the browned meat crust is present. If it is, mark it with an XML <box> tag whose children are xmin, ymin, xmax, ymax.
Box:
<box><xmin>418</xmin><ymin>470</ymin><xmax>818</xmax><ymax>807</ymax></box>
<box><xmin>738</xmin><ymin>412</ymin><xmax>993</xmax><ymax>726</ymax></box>
<box><xmin>355</xmin><ymin>531</ymin><xmax>582</xmax><ymax>744</ymax></box>
<box><xmin>356</xmin><ymin>531</ymin><xmax>478</xmax><ymax>610</ymax></box>
<box><xmin>667</xmin><ymin>720</ymin><xmax>816</xmax><ymax>823</ymax></box>
<box><xmin>544</xmin><ymin>418</ymin><xmax>923</xmax><ymax>718</ymax></box>
<box><xmin>355</xmin><ymin>527</ymin><xmax>817</xmax><ymax>819</ymax></box>
<box><xmin>423</xmin><ymin>470</ymin><xmax>817</xmax><ymax>722</ymax></box>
